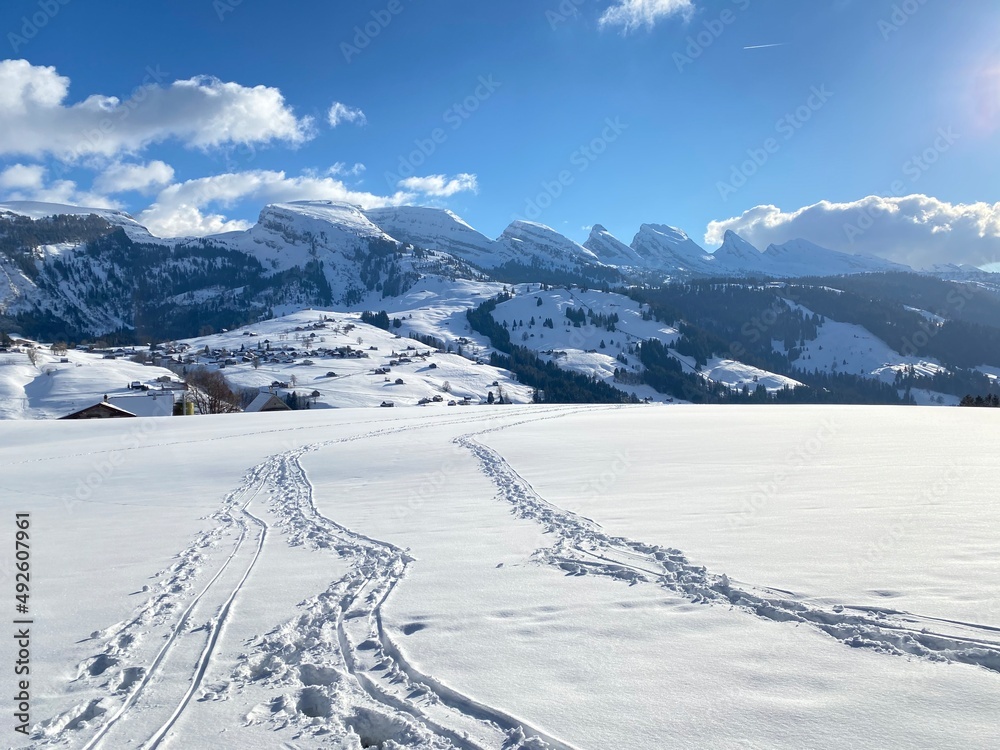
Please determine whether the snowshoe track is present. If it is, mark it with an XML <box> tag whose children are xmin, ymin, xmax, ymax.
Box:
<box><xmin>233</xmin><ymin>412</ymin><xmax>585</xmax><ymax>749</ymax></box>
<box><xmin>459</xmin><ymin>433</ymin><xmax>1000</xmax><ymax>674</ymax></box>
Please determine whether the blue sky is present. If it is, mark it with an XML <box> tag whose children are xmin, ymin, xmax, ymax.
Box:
<box><xmin>1</xmin><ymin>0</ymin><xmax>999</xmax><ymax>268</ymax></box>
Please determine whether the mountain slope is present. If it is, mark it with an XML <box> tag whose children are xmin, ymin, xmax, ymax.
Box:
<box><xmin>583</xmin><ymin>224</ymin><xmax>646</xmax><ymax>267</ymax></box>
<box><xmin>628</xmin><ymin>224</ymin><xmax>721</xmax><ymax>276</ymax></box>
<box><xmin>713</xmin><ymin>230</ymin><xmax>765</xmax><ymax>272</ymax></box>
<box><xmin>761</xmin><ymin>238</ymin><xmax>911</xmax><ymax>277</ymax></box>
<box><xmin>363</xmin><ymin>205</ymin><xmax>498</xmax><ymax>267</ymax></box>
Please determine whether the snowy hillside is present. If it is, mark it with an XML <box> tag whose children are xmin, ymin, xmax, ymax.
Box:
<box><xmin>175</xmin><ymin>309</ymin><xmax>533</xmax><ymax>408</ymax></box>
<box><xmin>489</xmin><ymin>288</ymin><xmax>800</xmax><ymax>401</ymax></box>
<box><xmin>0</xmin><ymin>345</ymin><xmax>179</xmax><ymax>420</ymax></box>
<box><xmin>4</xmin><ymin>406</ymin><xmax>998</xmax><ymax>748</ymax></box>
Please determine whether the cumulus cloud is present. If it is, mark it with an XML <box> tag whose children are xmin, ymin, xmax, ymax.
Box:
<box><xmin>0</xmin><ymin>163</ymin><xmax>120</xmax><ymax>209</ymax></box>
<box><xmin>599</xmin><ymin>0</ymin><xmax>694</xmax><ymax>32</ymax></box>
<box><xmin>705</xmin><ymin>195</ymin><xmax>1000</xmax><ymax>270</ymax></box>
<box><xmin>0</xmin><ymin>59</ymin><xmax>314</xmax><ymax>161</ymax></box>
<box><xmin>137</xmin><ymin>170</ymin><xmax>415</xmax><ymax>238</ymax></box>
<box><xmin>396</xmin><ymin>174</ymin><xmax>479</xmax><ymax>198</ymax></box>
<box><xmin>0</xmin><ymin>163</ymin><xmax>46</xmax><ymax>191</ymax></box>
<box><xmin>327</xmin><ymin>102</ymin><xmax>367</xmax><ymax>127</ymax></box>
<box><xmin>94</xmin><ymin>161</ymin><xmax>175</xmax><ymax>194</ymax></box>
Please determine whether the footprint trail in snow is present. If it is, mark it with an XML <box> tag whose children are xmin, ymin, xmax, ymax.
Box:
<box><xmin>459</xmin><ymin>433</ymin><xmax>1000</xmax><ymax>675</ymax></box>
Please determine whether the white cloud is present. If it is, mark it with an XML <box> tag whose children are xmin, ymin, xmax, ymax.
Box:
<box><xmin>705</xmin><ymin>195</ymin><xmax>1000</xmax><ymax>270</ymax></box>
<box><xmin>396</xmin><ymin>174</ymin><xmax>479</xmax><ymax>198</ymax></box>
<box><xmin>599</xmin><ymin>0</ymin><xmax>694</xmax><ymax>32</ymax></box>
<box><xmin>0</xmin><ymin>163</ymin><xmax>46</xmax><ymax>191</ymax></box>
<box><xmin>137</xmin><ymin>170</ymin><xmax>415</xmax><ymax>238</ymax></box>
<box><xmin>328</xmin><ymin>162</ymin><xmax>366</xmax><ymax>178</ymax></box>
<box><xmin>0</xmin><ymin>59</ymin><xmax>314</xmax><ymax>161</ymax></box>
<box><xmin>0</xmin><ymin>162</ymin><xmax>120</xmax><ymax>209</ymax></box>
<box><xmin>328</xmin><ymin>102</ymin><xmax>367</xmax><ymax>127</ymax></box>
<box><xmin>94</xmin><ymin>161</ymin><xmax>175</xmax><ymax>194</ymax></box>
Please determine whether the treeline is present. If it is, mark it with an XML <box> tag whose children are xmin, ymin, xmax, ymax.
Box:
<box><xmin>801</xmin><ymin>272</ymin><xmax>1000</xmax><ymax>329</ymax></box>
<box><xmin>360</xmin><ymin>311</ymin><xmax>391</xmax><ymax>329</ymax></box>
<box><xmin>630</xmin><ymin>283</ymin><xmax>909</xmax><ymax>404</ymax></box>
<box><xmin>788</xmin><ymin>284</ymin><xmax>1000</xmax><ymax>369</ymax></box>
<box><xmin>636</xmin><ymin>338</ymin><xmax>908</xmax><ymax>405</ymax></box>
<box><xmin>959</xmin><ymin>394</ymin><xmax>1000</xmax><ymax>407</ymax></box>
<box><xmin>893</xmin><ymin>365</ymin><xmax>1000</xmax><ymax>400</ymax></box>
<box><xmin>0</xmin><ymin>213</ymin><xmax>116</xmax><ymax>279</ymax></box>
<box><xmin>467</xmin><ymin>295</ymin><xmax>636</xmax><ymax>404</ymax></box>
<box><xmin>631</xmin><ymin>283</ymin><xmax>821</xmax><ymax>372</ymax></box>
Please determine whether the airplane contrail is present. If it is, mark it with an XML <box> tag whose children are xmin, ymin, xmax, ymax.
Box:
<box><xmin>743</xmin><ymin>43</ymin><xmax>788</xmax><ymax>50</ymax></box>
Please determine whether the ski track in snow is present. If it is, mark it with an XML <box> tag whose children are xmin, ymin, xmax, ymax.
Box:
<box><xmin>37</xmin><ymin>409</ymin><xmax>587</xmax><ymax>750</ymax></box>
<box><xmin>458</xmin><ymin>431</ymin><xmax>1000</xmax><ymax>675</ymax></box>
<box><xmin>32</xmin><ymin>406</ymin><xmax>1000</xmax><ymax>749</ymax></box>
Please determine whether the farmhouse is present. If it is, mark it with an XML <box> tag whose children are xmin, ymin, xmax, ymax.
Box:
<box><xmin>245</xmin><ymin>393</ymin><xmax>291</xmax><ymax>413</ymax></box>
<box><xmin>61</xmin><ymin>402</ymin><xmax>138</xmax><ymax>420</ymax></box>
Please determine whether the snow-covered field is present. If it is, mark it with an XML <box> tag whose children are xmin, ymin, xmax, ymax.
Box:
<box><xmin>2</xmin><ymin>405</ymin><xmax>998</xmax><ymax>749</ymax></box>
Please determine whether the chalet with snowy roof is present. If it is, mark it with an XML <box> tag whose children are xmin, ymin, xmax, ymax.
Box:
<box><xmin>108</xmin><ymin>392</ymin><xmax>176</xmax><ymax>418</ymax></box>
<box><xmin>245</xmin><ymin>393</ymin><xmax>291</xmax><ymax>413</ymax></box>
<box><xmin>61</xmin><ymin>402</ymin><xmax>137</xmax><ymax>420</ymax></box>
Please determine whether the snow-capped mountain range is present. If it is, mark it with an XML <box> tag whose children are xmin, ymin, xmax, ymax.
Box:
<box><xmin>0</xmin><ymin>198</ymin><xmax>982</xmax><ymax>341</ymax></box>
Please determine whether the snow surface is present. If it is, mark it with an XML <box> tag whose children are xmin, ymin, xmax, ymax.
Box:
<box><xmin>2</xmin><ymin>406</ymin><xmax>998</xmax><ymax>749</ymax></box>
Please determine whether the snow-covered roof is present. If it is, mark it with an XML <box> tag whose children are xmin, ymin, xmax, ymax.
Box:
<box><xmin>108</xmin><ymin>392</ymin><xmax>176</xmax><ymax>418</ymax></box>
<box><xmin>245</xmin><ymin>392</ymin><xmax>289</xmax><ymax>413</ymax></box>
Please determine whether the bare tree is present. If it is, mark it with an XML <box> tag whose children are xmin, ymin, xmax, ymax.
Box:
<box><xmin>184</xmin><ymin>369</ymin><xmax>242</xmax><ymax>414</ymax></box>
<box><xmin>26</xmin><ymin>347</ymin><xmax>39</xmax><ymax>368</ymax></box>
